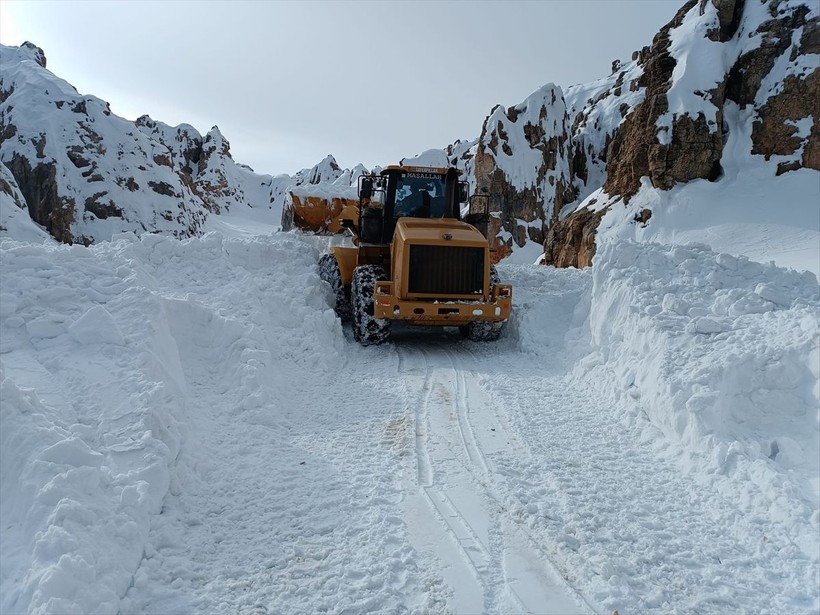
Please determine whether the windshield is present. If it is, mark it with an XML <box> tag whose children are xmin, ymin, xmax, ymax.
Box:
<box><xmin>393</xmin><ymin>173</ymin><xmax>446</xmax><ymax>218</ymax></box>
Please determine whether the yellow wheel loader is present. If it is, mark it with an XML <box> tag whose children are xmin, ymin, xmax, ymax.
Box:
<box><xmin>317</xmin><ymin>164</ymin><xmax>511</xmax><ymax>345</ymax></box>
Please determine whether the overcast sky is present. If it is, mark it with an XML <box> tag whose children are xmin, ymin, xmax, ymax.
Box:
<box><xmin>1</xmin><ymin>0</ymin><xmax>681</xmax><ymax>176</ymax></box>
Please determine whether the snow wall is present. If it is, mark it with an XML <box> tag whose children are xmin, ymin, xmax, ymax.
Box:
<box><xmin>0</xmin><ymin>232</ymin><xmax>344</xmax><ymax>615</ymax></box>
<box><xmin>572</xmin><ymin>239</ymin><xmax>819</xmax><ymax>558</ymax></box>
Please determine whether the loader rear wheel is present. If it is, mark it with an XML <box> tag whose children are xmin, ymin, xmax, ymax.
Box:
<box><xmin>352</xmin><ymin>265</ymin><xmax>391</xmax><ymax>346</ymax></box>
<box><xmin>318</xmin><ymin>253</ymin><xmax>351</xmax><ymax>322</ymax></box>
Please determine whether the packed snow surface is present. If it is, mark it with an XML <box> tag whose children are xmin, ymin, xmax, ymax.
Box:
<box><xmin>1</xmin><ymin>199</ymin><xmax>818</xmax><ymax>614</ymax></box>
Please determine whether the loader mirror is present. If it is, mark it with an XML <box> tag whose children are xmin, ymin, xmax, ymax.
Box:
<box><xmin>459</xmin><ymin>182</ymin><xmax>469</xmax><ymax>203</ymax></box>
<box><xmin>359</xmin><ymin>177</ymin><xmax>373</xmax><ymax>199</ymax></box>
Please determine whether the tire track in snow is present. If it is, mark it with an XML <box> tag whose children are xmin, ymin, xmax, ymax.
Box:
<box><xmin>442</xmin><ymin>344</ymin><xmax>594</xmax><ymax>614</ymax></box>
<box><xmin>398</xmin><ymin>342</ymin><xmax>588</xmax><ymax>614</ymax></box>
<box><xmin>453</xmin><ymin>344</ymin><xmax>597</xmax><ymax>614</ymax></box>
<box><xmin>398</xmin><ymin>346</ymin><xmax>489</xmax><ymax>613</ymax></box>
<box><xmin>413</xmin><ymin>350</ymin><xmax>434</xmax><ymax>487</ymax></box>
<box><xmin>439</xmin><ymin>344</ymin><xmax>524</xmax><ymax>615</ymax></box>
<box><xmin>448</xmin><ymin>345</ymin><xmax>490</xmax><ymax>476</ymax></box>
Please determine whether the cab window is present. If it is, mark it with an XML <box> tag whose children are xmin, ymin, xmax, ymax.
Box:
<box><xmin>393</xmin><ymin>173</ymin><xmax>446</xmax><ymax>218</ymax></box>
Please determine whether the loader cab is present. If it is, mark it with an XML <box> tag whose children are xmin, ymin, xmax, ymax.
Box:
<box><xmin>357</xmin><ymin>165</ymin><xmax>467</xmax><ymax>244</ymax></box>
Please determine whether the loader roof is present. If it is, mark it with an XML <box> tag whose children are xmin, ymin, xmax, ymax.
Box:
<box><xmin>380</xmin><ymin>164</ymin><xmax>463</xmax><ymax>176</ymax></box>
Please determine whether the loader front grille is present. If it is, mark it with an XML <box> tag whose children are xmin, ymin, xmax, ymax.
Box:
<box><xmin>408</xmin><ymin>245</ymin><xmax>485</xmax><ymax>296</ymax></box>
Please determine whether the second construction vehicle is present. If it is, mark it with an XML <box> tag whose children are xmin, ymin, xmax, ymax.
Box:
<box><xmin>317</xmin><ymin>164</ymin><xmax>511</xmax><ymax>345</ymax></box>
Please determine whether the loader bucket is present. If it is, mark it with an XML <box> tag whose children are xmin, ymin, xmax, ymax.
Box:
<box><xmin>283</xmin><ymin>191</ymin><xmax>359</xmax><ymax>235</ymax></box>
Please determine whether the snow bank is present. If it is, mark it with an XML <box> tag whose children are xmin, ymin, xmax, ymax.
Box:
<box><xmin>574</xmin><ymin>239</ymin><xmax>819</xmax><ymax>557</ymax></box>
<box><xmin>0</xmin><ymin>242</ymin><xmax>184</xmax><ymax>615</ymax></box>
<box><xmin>0</xmin><ymin>231</ymin><xmax>344</xmax><ymax>614</ymax></box>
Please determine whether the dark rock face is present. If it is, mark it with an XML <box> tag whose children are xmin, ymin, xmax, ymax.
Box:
<box><xmin>706</xmin><ymin>0</ymin><xmax>744</xmax><ymax>42</ymax></box>
<box><xmin>5</xmin><ymin>153</ymin><xmax>74</xmax><ymax>243</ymax></box>
<box><xmin>543</xmin><ymin>205</ymin><xmax>607</xmax><ymax>269</ymax></box>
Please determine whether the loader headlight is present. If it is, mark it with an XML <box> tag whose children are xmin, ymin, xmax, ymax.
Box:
<box><xmin>375</xmin><ymin>281</ymin><xmax>393</xmax><ymax>295</ymax></box>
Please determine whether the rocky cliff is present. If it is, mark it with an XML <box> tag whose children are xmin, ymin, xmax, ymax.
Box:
<box><xmin>553</xmin><ymin>0</ymin><xmax>818</xmax><ymax>266</ymax></box>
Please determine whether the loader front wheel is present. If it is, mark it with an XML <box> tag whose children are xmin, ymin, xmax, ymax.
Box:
<box><xmin>318</xmin><ymin>253</ymin><xmax>351</xmax><ymax>322</ymax></box>
<box><xmin>352</xmin><ymin>265</ymin><xmax>391</xmax><ymax>346</ymax></box>
<box><xmin>460</xmin><ymin>265</ymin><xmax>504</xmax><ymax>342</ymax></box>
<box><xmin>461</xmin><ymin>320</ymin><xmax>503</xmax><ymax>342</ymax></box>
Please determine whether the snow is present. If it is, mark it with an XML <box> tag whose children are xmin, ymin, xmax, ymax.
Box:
<box><xmin>2</xmin><ymin>8</ymin><xmax>819</xmax><ymax>611</ymax></box>
<box><xmin>480</xmin><ymin>84</ymin><xmax>571</xmax><ymax>196</ymax></box>
<box><xmin>401</xmin><ymin>149</ymin><xmax>451</xmax><ymax>168</ymax></box>
<box><xmin>2</xmin><ymin>191</ymin><xmax>818</xmax><ymax>613</ymax></box>
<box><xmin>656</xmin><ymin>1</ymin><xmax>725</xmax><ymax>140</ymax></box>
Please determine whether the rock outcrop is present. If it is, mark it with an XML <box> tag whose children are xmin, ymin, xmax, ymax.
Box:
<box><xmin>0</xmin><ymin>160</ymin><xmax>53</xmax><ymax>241</ymax></box>
<box><xmin>543</xmin><ymin>204</ymin><xmax>607</xmax><ymax>268</ymax></box>
<box><xmin>604</xmin><ymin>0</ymin><xmax>817</xmax><ymax>200</ymax></box>
<box><xmin>470</xmin><ymin>84</ymin><xmax>577</xmax><ymax>257</ymax></box>
<box><xmin>547</xmin><ymin>0</ymin><xmax>818</xmax><ymax>267</ymax></box>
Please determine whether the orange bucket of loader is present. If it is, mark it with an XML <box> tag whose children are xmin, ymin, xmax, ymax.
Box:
<box><xmin>283</xmin><ymin>190</ymin><xmax>360</xmax><ymax>235</ymax></box>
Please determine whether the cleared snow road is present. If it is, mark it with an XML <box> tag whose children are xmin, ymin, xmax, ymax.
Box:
<box><xmin>5</xmin><ymin>224</ymin><xmax>814</xmax><ymax>614</ymax></box>
<box><xmin>395</xmin><ymin>340</ymin><xmax>590</xmax><ymax>614</ymax></box>
<box><xmin>118</xmin><ymin>318</ymin><xmax>590</xmax><ymax>614</ymax></box>
<box><xmin>114</xmin><ymin>230</ymin><xmax>815</xmax><ymax>615</ymax></box>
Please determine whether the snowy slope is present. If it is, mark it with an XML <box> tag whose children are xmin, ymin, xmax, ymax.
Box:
<box><xmin>1</xmin><ymin>201</ymin><xmax>817</xmax><ymax>613</ymax></box>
